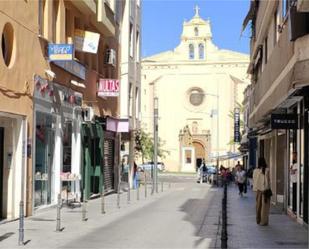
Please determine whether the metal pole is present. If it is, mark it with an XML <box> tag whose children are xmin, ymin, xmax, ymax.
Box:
<box><xmin>117</xmin><ymin>163</ymin><xmax>121</xmax><ymax>208</ymax></box>
<box><xmin>144</xmin><ymin>171</ymin><xmax>147</xmax><ymax>198</ymax></box>
<box><xmin>127</xmin><ymin>181</ymin><xmax>130</xmax><ymax>204</ymax></box>
<box><xmin>101</xmin><ymin>184</ymin><xmax>105</xmax><ymax>214</ymax></box>
<box><xmin>82</xmin><ymin>188</ymin><xmax>87</xmax><ymax>221</ymax></box>
<box><xmin>154</xmin><ymin>97</ymin><xmax>159</xmax><ymax>193</ymax></box>
<box><xmin>18</xmin><ymin>201</ymin><xmax>24</xmax><ymax>246</ymax></box>
<box><xmin>56</xmin><ymin>193</ymin><xmax>61</xmax><ymax>232</ymax></box>
<box><xmin>216</xmin><ymin>95</ymin><xmax>219</xmax><ymax>187</ymax></box>
<box><xmin>161</xmin><ymin>181</ymin><xmax>163</xmax><ymax>192</ymax></box>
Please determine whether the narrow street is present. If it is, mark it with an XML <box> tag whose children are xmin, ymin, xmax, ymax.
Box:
<box><xmin>0</xmin><ymin>175</ymin><xmax>222</xmax><ymax>249</ymax></box>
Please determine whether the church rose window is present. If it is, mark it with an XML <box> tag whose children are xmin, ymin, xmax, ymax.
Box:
<box><xmin>189</xmin><ymin>44</ymin><xmax>194</xmax><ymax>59</ymax></box>
<box><xmin>189</xmin><ymin>88</ymin><xmax>204</xmax><ymax>106</ymax></box>
<box><xmin>199</xmin><ymin>43</ymin><xmax>204</xmax><ymax>59</ymax></box>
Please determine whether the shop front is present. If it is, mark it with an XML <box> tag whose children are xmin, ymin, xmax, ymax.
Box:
<box><xmin>0</xmin><ymin>113</ymin><xmax>27</xmax><ymax>220</ymax></box>
<box><xmin>33</xmin><ymin>75</ymin><xmax>83</xmax><ymax>209</ymax></box>
<box><xmin>81</xmin><ymin>117</ymin><xmax>118</xmax><ymax>199</ymax></box>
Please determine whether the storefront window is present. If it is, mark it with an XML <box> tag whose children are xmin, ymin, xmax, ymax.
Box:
<box><xmin>63</xmin><ymin>121</ymin><xmax>72</xmax><ymax>173</ymax></box>
<box><xmin>288</xmin><ymin>128</ymin><xmax>297</xmax><ymax>214</ymax></box>
<box><xmin>34</xmin><ymin>112</ymin><xmax>56</xmax><ymax>207</ymax></box>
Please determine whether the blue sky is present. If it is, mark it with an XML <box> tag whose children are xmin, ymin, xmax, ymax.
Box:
<box><xmin>141</xmin><ymin>0</ymin><xmax>251</xmax><ymax>58</ymax></box>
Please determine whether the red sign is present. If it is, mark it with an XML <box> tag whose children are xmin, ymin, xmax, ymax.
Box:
<box><xmin>98</xmin><ymin>79</ymin><xmax>120</xmax><ymax>97</ymax></box>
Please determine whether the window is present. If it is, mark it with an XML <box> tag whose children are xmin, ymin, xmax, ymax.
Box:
<box><xmin>274</xmin><ymin>9</ymin><xmax>278</xmax><ymax>45</ymax></box>
<box><xmin>189</xmin><ymin>88</ymin><xmax>204</xmax><ymax>106</ymax></box>
<box><xmin>189</xmin><ymin>44</ymin><xmax>194</xmax><ymax>59</ymax></box>
<box><xmin>264</xmin><ymin>37</ymin><xmax>268</xmax><ymax>65</ymax></box>
<box><xmin>198</xmin><ymin>43</ymin><xmax>204</xmax><ymax>59</ymax></box>
<box><xmin>129</xmin><ymin>23</ymin><xmax>133</xmax><ymax>58</ymax></box>
<box><xmin>1</xmin><ymin>23</ymin><xmax>15</xmax><ymax>67</ymax></box>
<box><xmin>194</xmin><ymin>27</ymin><xmax>199</xmax><ymax>36</ymax></box>
<box><xmin>136</xmin><ymin>30</ymin><xmax>140</xmax><ymax>62</ymax></box>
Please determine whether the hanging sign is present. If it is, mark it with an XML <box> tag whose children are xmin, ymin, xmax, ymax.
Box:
<box><xmin>234</xmin><ymin>108</ymin><xmax>240</xmax><ymax>143</ymax></box>
<box><xmin>48</xmin><ymin>44</ymin><xmax>73</xmax><ymax>61</ymax></box>
<box><xmin>271</xmin><ymin>114</ymin><xmax>298</xmax><ymax>129</ymax></box>
<box><xmin>97</xmin><ymin>79</ymin><xmax>120</xmax><ymax>97</ymax></box>
<box><xmin>74</xmin><ymin>29</ymin><xmax>100</xmax><ymax>54</ymax></box>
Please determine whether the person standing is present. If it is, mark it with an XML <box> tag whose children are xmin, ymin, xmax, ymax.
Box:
<box><xmin>133</xmin><ymin>162</ymin><xmax>138</xmax><ymax>189</ymax></box>
<box><xmin>253</xmin><ymin>157</ymin><xmax>271</xmax><ymax>226</ymax></box>
<box><xmin>235</xmin><ymin>166</ymin><xmax>246</xmax><ymax>196</ymax></box>
<box><xmin>290</xmin><ymin>152</ymin><xmax>297</xmax><ymax>214</ymax></box>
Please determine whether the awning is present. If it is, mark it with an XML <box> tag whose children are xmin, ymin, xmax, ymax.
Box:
<box><xmin>209</xmin><ymin>152</ymin><xmax>244</xmax><ymax>161</ymax></box>
<box><xmin>106</xmin><ymin>117</ymin><xmax>129</xmax><ymax>132</ymax></box>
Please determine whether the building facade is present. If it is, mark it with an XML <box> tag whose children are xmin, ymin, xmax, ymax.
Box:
<box><xmin>141</xmin><ymin>7</ymin><xmax>249</xmax><ymax>172</ymax></box>
<box><xmin>243</xmin><ymin>0</ymin><xmax>309</xmax><ymax>225</ymax></box>
<box><xmin>119</xmin><ymin>0</ymin><xmax>141</xmax><ymax>186</ymax></box>
<box><xmin>0</xmin><ymin>0</ymin><xmax>124</xmax><ymax>219</ymax></box>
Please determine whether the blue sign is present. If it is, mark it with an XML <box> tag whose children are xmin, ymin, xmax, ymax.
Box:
<box><xmin>48</xmin><ymin>44</ymin><xmax>73</xmax><ymax>61</ymax></box>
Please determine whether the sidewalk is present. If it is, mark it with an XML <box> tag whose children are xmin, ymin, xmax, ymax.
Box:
<box><xmin>0</xmin><ymin>183</ymin><xmax>171</xmax><ymax>249</ymax></box>
<box><xmin>227</xmin><ymin>185</ymin><xmax>308</xmax><ymax>249</ymax></box>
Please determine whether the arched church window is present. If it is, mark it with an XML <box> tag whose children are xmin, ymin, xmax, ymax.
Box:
<box><xmin>194</xmin><ymin>27</ymin><xmax>199</xmax><ymax>36</ymax></box>
<box><xmin>189</xmin><ymin>44</ymin><xmax>194</xmax><ymax>59</ymax></box>
<box><xmin>199</xmin><ymin>43</ymin><xmax>204</xmax><ymax>59</ymax></box>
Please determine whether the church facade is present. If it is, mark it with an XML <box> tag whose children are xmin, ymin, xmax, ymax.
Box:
<box><xmin>141</xmin><ymin>8</ymin><xmax>249</xmax><ymax>172</ymax></box>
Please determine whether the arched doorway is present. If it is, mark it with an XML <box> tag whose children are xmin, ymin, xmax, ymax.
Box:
<box><xmin>193</xmin><ymin>141</ymin><xmax>205</xmax><ymax>171</ymax></box>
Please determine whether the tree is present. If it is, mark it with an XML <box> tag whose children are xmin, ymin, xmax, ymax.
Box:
<box><xmin>135</xmin><ymin>129</ymin><xmax>169</xmax><ymax>163</ymax></box>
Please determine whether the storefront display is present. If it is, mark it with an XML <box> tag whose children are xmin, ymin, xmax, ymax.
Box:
<box><xmin>34</xmin><ymin>112</ymin><xmax>56</xmax><ymax>207</ymax></box>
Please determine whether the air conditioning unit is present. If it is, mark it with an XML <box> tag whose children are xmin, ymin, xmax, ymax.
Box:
<box><xmin>83</xmin><ymin>107</ymin><xmax>94</xmax><ymax>122</ymax></box>
<box><xmin>104</xmin><ymin>49</ymin><xmax>116</xmax><ymax>67</ymax></box>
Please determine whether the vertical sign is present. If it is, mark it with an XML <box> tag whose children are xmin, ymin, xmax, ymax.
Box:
<box><xmin>234</xmin><ymin>108</ymin><xmax>240</xmax><ymax>143</ymax></box>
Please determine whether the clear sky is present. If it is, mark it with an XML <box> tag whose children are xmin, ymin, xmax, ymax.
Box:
<box><xmin>141</xmin><ymin>0</ymin><xmax>251</xmax><ymax>58</ymax></box>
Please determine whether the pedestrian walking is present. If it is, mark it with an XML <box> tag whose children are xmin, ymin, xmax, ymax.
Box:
<box><xmin>235</xmin><ymin>165</ymin><xmax>246</xmax><ymax>196</ymax></box>
<box><xmin>253</xmin><ymin>157</ymin><xmax>272</xmax><ymax>226</ymax></box>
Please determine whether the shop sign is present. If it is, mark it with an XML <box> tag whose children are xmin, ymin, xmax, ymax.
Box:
<box><xmin>234</xmin><ymin>107</ymin><xmax>240</xmax><ymax>143</ymax></box>
<box><xmin>271</xmin><ymin>114</ymin><xmax>298</xmax><ymax>129</ymax></box>
<box><xmin>97</xmin><ymin>79</ymin><xmax>120</xmax><ymax>97</ymax></box>
<box><xmin>74</xmin><ymin>29</ymin><xmax>100</xmax><ymax>54</ymax></box>
<box><xmin>53</xmin><ymin>60</ymin><xmax>86</xmax><ymax>80</ymax></box>
<box><xmin>48</xmin><ymin>44</ymin><xmax>73</xmax><ymax>61</ymax></box>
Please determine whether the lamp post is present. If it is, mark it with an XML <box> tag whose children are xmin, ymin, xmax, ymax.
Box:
<box><xmin>153</xmin><ymin>97</ymin><xmax>159</xmax><ymax>193</ymax></box>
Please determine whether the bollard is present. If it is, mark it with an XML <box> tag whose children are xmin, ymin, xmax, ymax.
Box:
<box><xmin>144</xmin><ymin>173</ymin><xmax>147</xmax><ymax>198</ymax></box>
<box><xmin>221</xmin><ymin>183</ymin><xmax>228</xmax><ymax>249</ymax></box>
<box><xmin>18</xmin><ymin>201</ymin><xmax>24</xmax><ymax>246</ymax></box>
<box><xmin>161</xmin><ymin>181</ymin><xmax>163</xmax><ymax>192</ymax></box>
<box><xmin>169</xmin><ymin>182</ymin><xmax>171</xmax><ymax>189</ymax></box>
<box><xmin>137</xmin><ymin>182</ymin><xmax>140</xmax><ymax>201</ymax></box>
<box><xmin>56</xmin><ymin>193</ymin><xmax>62</xmax><ymax>232</ymax></box>
<box><xmin>82</xmin><ymin>189</ymin><xmax>87</xmax><ymax>221</ymax></box>
<box><xmin>101</xmin><ymin>183</ymin><xmax>106</xmax><ymax>214</ymax></box>
<box><xmin>127</xmin><ymin>182</ymin><xmax>130</xmax><ymax>204</ymax></box>
<box><xmin>117</xmin><ymin>187</ymin><xmax>121</xmax><ymax>209</ymax></box>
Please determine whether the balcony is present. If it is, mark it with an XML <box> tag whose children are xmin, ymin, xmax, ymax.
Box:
<box><xmin>69</xmin><ymin>0</ymin><xmax>96</xmax><ymax>16</ymax></box>
<box><xmin>69</xmin><ymin>0</ymin><xmax>115</xmax><ymax>37</ymax></box>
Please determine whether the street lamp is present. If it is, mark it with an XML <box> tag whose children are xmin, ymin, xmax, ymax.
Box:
<box><xmin>199</xmin><ymin>92</ymin><xmax>219</xmax><ymax>185</ymax></box>
<box><xmin>153</xmin><ymin>97</ymin><xmax>159</xmax><ymax>193</ymax></box>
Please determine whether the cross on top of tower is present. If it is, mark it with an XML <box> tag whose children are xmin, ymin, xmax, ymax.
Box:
<box><xmin>194</xmin><ymin>5</ymin><xmax>200</xmax><ymax>17</ymax></box>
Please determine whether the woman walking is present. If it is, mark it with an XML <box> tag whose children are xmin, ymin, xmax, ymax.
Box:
<box><xmin>235</xmin><ymin>166</ymin><xmax>246</xmax><ymax>197</ymax></box>
<box><xmin>253</xmin><ymin>157</ymin><xmax>271</xmax><ymax>226</ymax></box>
